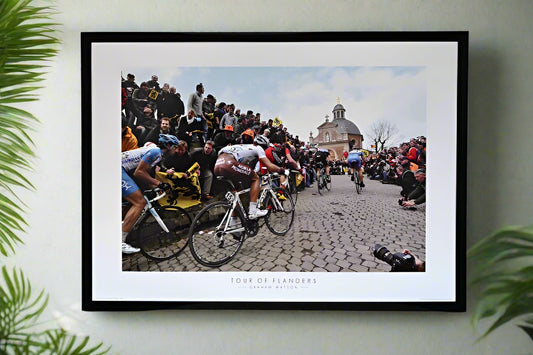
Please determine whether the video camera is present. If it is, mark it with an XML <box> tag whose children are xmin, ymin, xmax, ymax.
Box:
<box><xmin>373</xmin><ymin>244</ymin><xmax>417</xmax><ymax>272</ymax></box>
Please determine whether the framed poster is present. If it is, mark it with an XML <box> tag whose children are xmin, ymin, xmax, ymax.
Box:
<box><xmin>81</xmin><ymin>32</ymin><xmax>467</xmax><ymax>311</ymax></box>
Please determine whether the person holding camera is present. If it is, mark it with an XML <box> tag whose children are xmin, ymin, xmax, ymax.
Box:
<box><xmin>373</xmin><ymin>244</ymin><xmax>425</xmax><ymax>272</ymax></box>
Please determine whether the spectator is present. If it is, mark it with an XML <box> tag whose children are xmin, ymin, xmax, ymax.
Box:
<box><xmin>401</xmin><ymin>168</ymin><xmax>426</xmax><ymax>208</ymax></box>
<box><xmin>155</xmin><ymin>83</ymin><xmax>173</xmax><ymax>120</ymax></box>
<box><xmin>213</xmin><ymin>125</ymin><xmax>235</xmax><ymax>152</ymax></box>
<box><xmin>146</xmin><ymin>75</ymin><xmax>160</xmax><ymax>91</ymax></box>
<box><xmin>135</xmin><ymin>105</ymin><xmax>158</xmax><ymax>146</ymax></box>
<box><xmin>122</xmin><ymin>73</ymin><xmax>139</xmax><ymax>121</ymax></box>
<box><xmin>121</xmin><ymin>115</ymin><xmax>138</xmax><ymax>152</ymax></box>
<box><xmin>219</xmin><ymin>103</ymin><xmax>237</xmax><ymax>130</ymax></box>
<box><xmin>203</xmin><ymin>94</ymin><xmax>217</xmax><ymax>140</ymax></box>
<box><xmin>132</xmin><ymin>81</ymin><xmax>150</xmax><ymax>113</ymax></box>
<box><xmin>176</xmin><ymin>109</ymin><xmax>202</xmax><ymax>147</ymax></box>
<box><xmin>187</xmin><ymin>83</ymin><xmax>207</xmax><ymax>141</ymax></box>
<box><xmin>143</xmin><ymin>117</ymin><xmax>171</xmax><ymax>146</ymax></box>
<box><xmin>162</xmin><ymin>141</ymin><xmax>192</xmax><ymax>175</ymax></box>
<box><xmin>191</xmin><ymin>140</ymin><xmax>217</xmax><ymax>200</ymax></box>
<box><xmin>214</xmin><ymin>102</ymin><xmax>226</xmax><ymax>129</ymax></box>
<box><xmin>168</xmin><ymin>86</ymin><xmax>185</xmax><ymax>130</ymax></box>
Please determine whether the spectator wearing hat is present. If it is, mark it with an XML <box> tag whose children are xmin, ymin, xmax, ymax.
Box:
<box><xmin>214</xmin><ymin>125</ymin><xmax>235</xmax><ymax>152</ymax></box>
<box><xmin>239</xmin><ymin>128</ymin><xmax>255</xmax><ymax>145</ymax></box>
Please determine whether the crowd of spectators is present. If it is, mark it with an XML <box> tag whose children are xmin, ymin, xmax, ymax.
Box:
<box><xmin>363</xmin><ymin>137</ymin><xmax>427</xmax><ymax>209</ymax></box>
<box><xmin>121</xmin><ymin>73</ymin><xmax>313</xmax><ymax>199</ymax></box>
<box><xmin>121</xmin><ymin>72</ymin><xmax>426</xmax><ymax>207</ymax></box>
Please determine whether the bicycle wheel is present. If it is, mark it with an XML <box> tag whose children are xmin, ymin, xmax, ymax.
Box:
<box><xmin>288</xmin><ymin>173</ymin><xmax>299</xmax><ymax>204</ymax></box>
<box><xmin>188</xmin><ymin>201</ymin><xmax>245</xmax><ymax>267</ymax></box>
<box><xmin>324</xmin><ymin>174</ymin><xmax>332</xmax><ymax>191</ymax></box>
<box><xmin>264</xmin><ymin>189</ymin><xmax>295</xmax><ymax>236</ymax></box>
<box><xmin>137</xmin><ymin>206</ymin><xmax>192</xmax><ymax>261</ymax></box>
<box><xmin>354</xmin><ymin>171</ymin><xmax>361</xmax><ymax>194</ymax></box>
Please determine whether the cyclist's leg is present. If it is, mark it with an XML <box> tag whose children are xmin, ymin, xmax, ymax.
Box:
<box><xmin>356</xmin><ymin>161</ymin><xmax>364</xmax><ymax>187</ymax></box>
<box><xmin>122</xmin><ymin>169</ymin><xmax>146</xmax><ymax>234</ymax></box>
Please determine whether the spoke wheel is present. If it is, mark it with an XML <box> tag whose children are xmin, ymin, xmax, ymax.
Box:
<box><xmin>137</xmin><ymin>206</ymin><xmax>192</xmax><ymax>261</ymax></box>
<box><xmin>288</xmin><ymin>173</ymin><xmax>299</xmax><ymax>204</ymax></box>
<box><xmin>355</xmin><ymin>172</ymin><xmax>361</xmax><ymax>194</ymax></box>
<box><xmin>188</xmin><ymin>201</ymin><xmax>245</xmax><ymax>267</ymax></box>
<box><xmin>324</xmin><ymin>175</ymin><xmax>332</xmax><ymax>191</ymax></box>
<box><xmin>264</xmin><ymin>189</ymin><xmax>295</xmax><ymax>236</ymax></box>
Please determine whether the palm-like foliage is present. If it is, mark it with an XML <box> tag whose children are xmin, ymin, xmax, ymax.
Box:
<box><xmin>0</xmin><ymin>266</ymin><xmax>109</xmax><ymax>354</ymax></box>
<box><xmin>468</xmin><ymin>224</ymin><xmax>533</xmax><ymax>341</ymax></box>
<box><xmin>0</xmin><ymin>0</ymin><xmax>111</xmax><ymax>353</ymax></box>
<box><xmin>0</xmin><ymin>0</ymin><xmax>59</xmax><ymax>256</ymax></box>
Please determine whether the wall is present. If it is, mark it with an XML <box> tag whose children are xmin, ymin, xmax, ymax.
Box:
<box><xmin>8</xmin><ymin>1</ymin><xmax>533</xmax><ymax>354</ymax></box>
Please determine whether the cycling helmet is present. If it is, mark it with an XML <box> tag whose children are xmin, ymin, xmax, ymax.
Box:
<box><xmin>254</xmin><ymin>135</ymin><xmax>270</xmax><ymax>149</ymax></box>
<box><xmin>158</xmin><ymin>134</ymin><xmax>179</xmax><ymax>147</ymax></box>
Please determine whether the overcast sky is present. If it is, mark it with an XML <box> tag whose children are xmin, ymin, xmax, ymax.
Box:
<box><xmin>124</xmin><ymin>66</ymin><xmax>426</xmax><ymax>149</ymax></box>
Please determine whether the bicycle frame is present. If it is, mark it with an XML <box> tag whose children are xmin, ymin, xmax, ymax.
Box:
<box><xmin>129</xmin><ymin>190</ymin><xmax>169</xmax><ymax>234</ymax></box>
<box><xmin>217</xmin><ymin>174</ymin><xmax>287</xmax><ymax>235</ymax></box>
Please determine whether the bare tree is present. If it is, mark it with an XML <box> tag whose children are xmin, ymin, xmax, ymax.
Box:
<box><xmin>367</xmin><ymin>120</ymin><xmax>398</xmax><ymax>152</ymax></box>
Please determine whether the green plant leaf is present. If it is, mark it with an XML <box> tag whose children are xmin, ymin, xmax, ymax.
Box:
<box><xmin>469</xmin><ymin>224</ymin><xmax>533</xmax><ymax>342</ymax></box>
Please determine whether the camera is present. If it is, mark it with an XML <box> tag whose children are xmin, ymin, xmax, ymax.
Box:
<box><xmin>373</xmin><ymin>244</ymin><xmax>417</xmax><ymax>272</ymax></box>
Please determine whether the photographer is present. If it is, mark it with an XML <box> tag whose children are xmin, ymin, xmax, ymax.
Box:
<box><xmin>401</xmin><ymin>168</ymin><xmax>426</xmax><ymax>208</ymax></box>
<box><xmin>373</xmin><ymin>244</ymin><xmax>425</xmax><ymax>272</ymax></box>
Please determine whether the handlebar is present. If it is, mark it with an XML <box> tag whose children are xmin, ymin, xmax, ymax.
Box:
<box><xmin>143</xmin><ymin>186</ymin><xmax>167</xmax><ymax>203</ymax></box>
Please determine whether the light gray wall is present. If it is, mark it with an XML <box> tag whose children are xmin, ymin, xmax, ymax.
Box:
<box><xmin>10</xmin><ymin>0</ymin><xmax>533</xmax><ymax>354</ymax></box>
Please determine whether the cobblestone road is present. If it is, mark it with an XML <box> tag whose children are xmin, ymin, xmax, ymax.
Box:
<box><xmin>123</xmin><ymin>175</ymin><xmax>425</xmax><ymax>272</ymax></box>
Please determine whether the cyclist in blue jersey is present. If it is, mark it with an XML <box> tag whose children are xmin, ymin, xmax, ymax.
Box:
<box><xmin>347</xmin><ymin>149</ymin><xmax>365</xmax><ymax>188</ymax></box>
<box><xmin>121</xmin><ymin>134</ymin><xmax>178</xmax><ymax>254</ymax></box>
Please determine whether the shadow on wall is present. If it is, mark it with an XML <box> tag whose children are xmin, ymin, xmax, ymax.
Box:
<box><xmin>467</xmin><ymin>45</ymin><xmax>503</xmax><ymax>246</ymax></box>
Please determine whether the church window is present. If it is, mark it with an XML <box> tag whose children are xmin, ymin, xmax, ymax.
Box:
<box><xmin>325</xmin><ymin>132</ymin><xmax>330</xmax><ymax>142</ymax></box>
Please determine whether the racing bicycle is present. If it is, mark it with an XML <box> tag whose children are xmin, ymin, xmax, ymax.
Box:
<box><xmin>353</xmin><ymin>169</ymin><xmax>363</xmax><ymax>194</ymax></box>
<box><xmin>188</xmin><ymin>172</ymin><xmax>295</xmax><ymax>267</ymax></box>
<box><xmin>316</xmin><ymin>163</ymin><xmax>331</xmax><ymax>195</ymax></box>
<box><xmin>124</xmin><ymin>186</ymin><xmax>192</xmax><ymax>261</ymax></box>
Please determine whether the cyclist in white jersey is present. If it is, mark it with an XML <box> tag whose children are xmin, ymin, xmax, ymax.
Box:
<box><xmin>215</xmin><ymin>137</ymin><xmax>285</xmax><ymax>219</ymax></box>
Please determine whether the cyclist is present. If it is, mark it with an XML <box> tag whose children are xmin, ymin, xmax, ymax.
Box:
<box><xmin>314</xmin><ymin>148</ymin><xmax>331</xmax><ymax>183</ymax></box>
<box><xmin>260</xmin><ymin>132</ymin><xmax>298</xmax><ymax>188</ymax></box>
<box><xmin>215</xmin><ymin>130</ymin><xmax>286</xmax><ymax>219</ymax></box>
<box><xmin>121</xmin><ymin>134</ymin><xmax>178</xmax><ymax>254</ymax></box>
<box><xmin>347</xmin><ymin>148</ymin><xmax>365</xmax><ymax>188</ymax></box>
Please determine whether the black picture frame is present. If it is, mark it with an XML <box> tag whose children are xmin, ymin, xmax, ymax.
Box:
<box><xmin>81</xmin><ymin>32</ymin><xmax>468</xmax><ymax>311</ymax></box>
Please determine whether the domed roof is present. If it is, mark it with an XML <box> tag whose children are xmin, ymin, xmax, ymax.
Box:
<box><xmin>334</xmin><ymin>118</ymin><xmax>361</xmax><ymax>135</ymax></box>
<box><xmin>333</xmin><ymin>103</ymin><xmax>345</xmax><ymax>111</ymax></box>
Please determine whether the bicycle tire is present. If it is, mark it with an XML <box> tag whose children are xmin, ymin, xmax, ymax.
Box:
<box><xmin>288</xmin><ymin>173</ymin><xmax>299</xmax><ymax>204</ymax></box>
<box><xmin>324</xmin><ymin>174</ymin><xmax>332</xmax><ymax>191</ymax></box>
<box><xmin>137</xmin><ymin>206</ymin><xmax>192</xmax><ymax>261</ymax></box>
<box><xmin>188</xmin><ymin>201</ymin><xmax>245</xmax><ymax>267</ymax></box>
<box><xmin>317</xmin><ymin>172</ymin><xmax>323</xmax><ymax>195</ymax></box>
<box><xmin>354</xmin><ymin>171</ymin><xmax>361</xmax><ymax>194</ymax></box>
<box><xmin>264</xmin><ymin>189</ymin><xmax>295</xmax><ymax>236</ymax></box>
